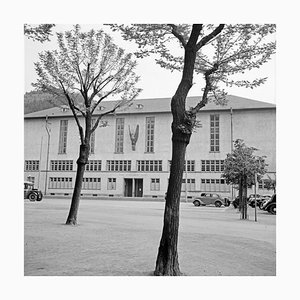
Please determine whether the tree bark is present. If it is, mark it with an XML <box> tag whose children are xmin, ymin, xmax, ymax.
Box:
<box><xmin>66</xmin><ymin>144</ymin><xmax>89</xmax><ymax>225</ymax></box>
<box><xmin>154</xmin><ymin>130</ymin><xmax>189</xmax><ymax>276</ymax></box>
<box><xmin>238</xmin><ymin>178</ymin><xmax>243</xmax><ymax>212</ymax></box>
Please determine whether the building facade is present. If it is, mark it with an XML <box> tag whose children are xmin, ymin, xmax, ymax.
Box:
<box><xmin>24</xmin><ymin>95</ymin><xmax>276</xmax><ymax>200</ymax></box>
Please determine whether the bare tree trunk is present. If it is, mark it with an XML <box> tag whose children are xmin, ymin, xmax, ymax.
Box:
<box><xmin>238</xmin><ymin>178</ymin><xmax>243</xmax><ymax>211</ymax></box>
<box><xmin>154</xmin><ymin>133</ymin><xmax>189</xmax><ymax>276</ymax></box>
<box><xmin>66</xmin><ymin>144</ymin><xmax>89</xmax><ymax>225</ymax></box>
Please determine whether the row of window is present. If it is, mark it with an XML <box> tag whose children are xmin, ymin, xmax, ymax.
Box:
<box><xmin>25</xmin><ymin>159</ymin><xmax>226</xmax><ymax>172</ymax></box>
<box><xmin>57</xmin><ymin>115</ymin><xmax>220</xmax><ymax>155</ymax></box>
<box><xmin>47</xmin><ymin>177</ymin><xmax>228</xmax><ymax>191</ymax></box>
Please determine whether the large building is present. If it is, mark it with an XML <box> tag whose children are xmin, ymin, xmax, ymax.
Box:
<box><xmin>24</xmin><ymin>95</ymin><xmax>276</xmax><ymax>200</ymax></box>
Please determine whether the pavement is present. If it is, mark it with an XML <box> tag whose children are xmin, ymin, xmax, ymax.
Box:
<box><xmin>24</xmin><ymin>198</ymin><xmax>276</xmax><ymax>276</ymax></box>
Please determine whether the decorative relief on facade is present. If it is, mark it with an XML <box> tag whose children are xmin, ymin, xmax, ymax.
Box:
<box><xmin>129</xmin><ymin>125</ymin><xmax>139</xmax><ymax>151</ymax></box>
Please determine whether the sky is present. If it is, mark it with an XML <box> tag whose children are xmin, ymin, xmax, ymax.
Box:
<box><xmin>24</xmin><ymin>24</ymin><xmax>276</xmax><ymax>104</ymax></box>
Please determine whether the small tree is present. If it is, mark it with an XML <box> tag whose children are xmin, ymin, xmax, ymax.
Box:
<box><xmin>222</xmin><ymin>139</ymin><xmax>267</xmax><ymax>219</ymax></box>
<box><xmin>111</xmin><ymin>24</ymin><xmax>275</xmax><ymax>275</ymax></box>
<box><xmin>33</xmin><ymin>25</ymin><xmax>141</xmax><ymax>225</ymax></box>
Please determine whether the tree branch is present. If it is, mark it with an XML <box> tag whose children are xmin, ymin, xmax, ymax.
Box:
<box><xmin>196</xmin><ymin>24</ymin><xmax>225</xmax><ymax>51</ymax></box>
<box><xmin>59</xmin><ymin>80</ymin><xmax>85</xmax><ymax>143</ymax></box>
<box><xmin>190</xmin><ymin>63</ymin><xmax>219</xmax><ymax>114</ymax></box>
<box><xmin>167</xmin><ymin>24</ymin><xmax>187</xmax><ymax>47</ymax></box>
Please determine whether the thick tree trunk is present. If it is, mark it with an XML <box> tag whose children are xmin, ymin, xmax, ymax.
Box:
<box><xmin>154</xmin><ymin>134</ymin><xmax>189</xmax><ymax>276</ymax></box>
<box><xmin>66</xmin><ymin>144</ymin><xmax>89</xmax><ymax>225</ymax></box>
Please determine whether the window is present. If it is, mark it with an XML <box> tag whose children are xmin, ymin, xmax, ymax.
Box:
<box><xmin>90</xmin><ymin>119</ymin><xmax>96</xmax><ymax>154</ymax></box>
<box><xmin>85</xmin><ymin>160</ymin><xmax>101</xmax><ymax>171</ymax></box>
<box><xmin>150</xmin><ymin>178</ymin><xmax>160</xmax><ymax>191</ymax></box>
<box><xmin>50</xmin><ymin>160</ymin><xmax>73</xmax><ymax>171</ymax></box>
<box><xmin>107</xmin><ymin>178</ymin><xmax>116</xmax><ymax>190</ymax></box>
<box><xmin>145</xmin><ymin>117</ymin><xmax>155</xmax><ymax>153</ymax></box>
<box><xmin>201</xmin><ymin>160</ymin><xmax>224</xmax><ymax>172</ymax></box>
<box><xmin>25</xmin><ymin>160</ymin><xmax>39</xmax><ymax>171</ymax></box>
<box><xmin>210</xmin><ymin>114</ymin><xmax>220</xmax><ymax>152</ymax></box>
<box><xmin>107</xmin><ymin>160</ymin><xmax>131</xmax><ymax>172</ymax></box>
<box><xmin>82</xmin><ymin>178</ymin><xmax>101</xmax><ymax>190</ymax></box>
<box><xmin>137</xmin><ymin>160</ymin><xmax>162</xmax><ymax>172</ymax></box>
<box><xmin>182</xmin><ymin>179</ymin><xmax>196</xmax><ymax>191</ymax></box>
<box><xmin>115</xmin><ymin>118</ymin><xmax>124</xmax><ymax>153</ymax></box>
<box><xmin>200</xmin><ymin>178</ymin><xmax>230</xmax><ymax>192</ymax></box>
<box><xmin>49</xmin><ymin>177</ymin><xmax>72</xmax><ymax>189</ymax></box>
<box><xmin>58</xmin><ymin>120</ymin><xmax>68</xmax><ymax>154</ymax></box>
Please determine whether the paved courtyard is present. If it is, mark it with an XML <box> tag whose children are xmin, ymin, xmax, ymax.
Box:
<box><xmin>24</xmin><ymin>198</ymin><xmax>276</xmax><ymax>276</ymax></box>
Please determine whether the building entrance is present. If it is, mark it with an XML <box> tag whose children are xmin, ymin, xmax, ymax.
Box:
<box><xmin>124</xmin><ymin>178</ymin><xmax>143</xmax><ymax>197</ymax></box>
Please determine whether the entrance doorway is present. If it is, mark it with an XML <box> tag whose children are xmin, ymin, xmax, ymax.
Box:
<box><xmin>124</xmin><ymin>178</ymin><xmax>143</xmax><ymax>197</ymax></box>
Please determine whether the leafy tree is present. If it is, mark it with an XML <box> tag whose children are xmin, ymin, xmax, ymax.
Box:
<box><xmin>33</xmin><ymin>25</ymin><xmax>141</xmax><ymax>225</ymax></box>
<box><xmin>24</xmin><ymin>24</ymin><xmax>55</xmax><ymax>42</ymax></box>
<box><xmin>222</xmin><ymin>139</ymin><xmax>267</xmax><ymax>219</ymax></box>
<box><xmin>111</xmin><ymin>24</ymin><xmax>276</xmax><ymax>275</ymax></box>
<box><xmin>263</xmin><ymin>175</ymin><xmax>276</xmax><ymax>193</ymax></box>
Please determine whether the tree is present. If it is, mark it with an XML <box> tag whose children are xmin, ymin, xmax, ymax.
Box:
<box><xmin>24</xmin><ymin>24</ymin><xmax>55</xmax><ymax>42</ymax></box>
<box><xmin>111</xmin><ymin>24</ymin><xmax>276</xmax><ymax>275</ymax></box>
<box><xmin>222</xmin><ymin>139</ymin><xmax>267</xmax><ymax>219</ymax></box>
<box><xmin>33</xmin><ymin>25</ymin><xmax>141</xmax><ymax>225</ymax></box>
<box><xmin>263</xmin><ymin>175</ymin><xmax>276</xmax><ymax>193</ymax></box>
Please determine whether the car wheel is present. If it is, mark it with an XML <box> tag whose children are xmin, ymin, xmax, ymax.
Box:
<box><xmin>268</xmin><ymin>204</ymin><xmax>276</xmax><ymax>215</ymax></box>
<box><xmin>215</xmin><ymin>201</ymin><xmax>222</xmax><ymax>207</ymax></box>
<box><xmin>28</xmin><ymin>193</ymin><xmax>37</xmax><ymax>201</ymax></box>
<box><xmin>193</xmin><ymin>200</ymin><xmax>201</xmax><ymax>207</ymax></box>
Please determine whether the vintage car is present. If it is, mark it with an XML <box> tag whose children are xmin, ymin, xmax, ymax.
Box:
<box><xmin>261</xmin><ymin>193</ymin><xmax>276</xmax><ymax>214</ymax></box>
<box><xmin>24</xmin><ymin>181</ymin><xmax>43</xmax><ymax>201</ymax></box>
<box><xmin>193</xmin><ymin>193</ymin><xmax>229</xmax><ymax>207</ymax></box>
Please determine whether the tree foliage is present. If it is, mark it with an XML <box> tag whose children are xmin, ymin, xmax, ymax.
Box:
<box><xmin>222</xmin><ymin>139</ymin><xmax>267</xmax><ymax>186</ymax></box>
<box><xmin>33</xmin><ymin>24</ymin><xmax>141</xmax><ymax>144</ymax></box>
<box><xmin>110</xmin><ymin>24</ymin><xmax>275</xmax><ymax>107</ymax></box>
<box><xmin>24</xmin><ymin>24</ymin><xmax>55</xmax><ymax>42</ymax></box>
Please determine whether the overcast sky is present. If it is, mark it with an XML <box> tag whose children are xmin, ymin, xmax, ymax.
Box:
<box><xmin>24</xmin><ymin>24</ymin><xmax>276</xmax><ymax>104</ymax></box>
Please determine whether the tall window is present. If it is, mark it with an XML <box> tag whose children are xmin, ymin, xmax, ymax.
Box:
<box><xmin>150</xmin><ymin>178</ymin><xmax>160</xmax><ymax>191</ymax></box>
<box><xmin>107</xmin><ymin>178</ymin><xmax>116</xmax><ymax>190</ymax></box>
<box><xmin>210</xmin><ymin>114</ymin><xmax>220</xmax><ymax>152</ymax></box>
<box><xmin>90</xmin><ymin>119</ymin><xmax>95</xmax><ymax>154</ymax></box>
<box><xmin>58</xmin><ymin>120</ymin><xmax>68</xmax><ymax>154</ymax></box>
<box><xmin>145</xmin><ymin>117</ymin><xmax>155</xmax><ymax>153</ymax></box>
<box><xmin>115</xmin><ymin>118</ymin><xmax>124</xmax><ymax>153</ymax></box>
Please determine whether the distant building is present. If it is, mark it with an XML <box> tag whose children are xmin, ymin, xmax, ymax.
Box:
<box><xmin>24</xmin><ymin>95</ymin><xmax>276</xmax><ymax>199</ymax></box>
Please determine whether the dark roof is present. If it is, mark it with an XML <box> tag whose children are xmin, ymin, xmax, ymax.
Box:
<box><xmin>24</xmin><ymin>95</ymin><xmax>275</xmax><ymax>119</ymax></box>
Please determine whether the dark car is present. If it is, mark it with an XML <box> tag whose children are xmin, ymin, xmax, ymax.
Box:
<box><xmin>24</xmin><ymin>181</ymin><xmax>43</xmax><ymax>201</ymax></box>
<box><xmin>193</xmin><ymin>193</ymin><xmax>229</xmax><ymax>207</ymax></box>
<box><xmin>248</xmin><ymin>194</ymin><xmax>264</xmax><ymax>208</ymax></box>
<box><xmin>261</xmin><ymin>193</ymin><xmax>276</xmax><ymax>214</ymax></box>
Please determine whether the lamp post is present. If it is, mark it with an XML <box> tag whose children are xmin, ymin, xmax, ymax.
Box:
<box><xmin>44</xmin><ymin>116</ymin><xmax>51</xmax><ymax>196</ymax></box>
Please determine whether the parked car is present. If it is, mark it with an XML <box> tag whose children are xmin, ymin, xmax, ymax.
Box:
<box><xmin>24</xmin><ymin>181</ymin><xmax>43</xmax><ymax>201</ymax></box>
<box><xmin>193</xmin><ymin>193</ymin><xmax>229</xmax><ymax>207</ymax></box>
<box><xmin>248</xmin><ymin>194</ymin><xmax>263</xmax><ymax>208</ymax></box>
<box><xmin>261</xmin><ymin>193</ymin><xmax>276</xmax><ymax>214</ymax></box>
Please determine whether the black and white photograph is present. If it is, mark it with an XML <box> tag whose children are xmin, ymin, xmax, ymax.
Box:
<box><xmin>1</xmin><ymin>1</ymin><xmax>299</xmax><ymax>299</ymax></box>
